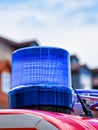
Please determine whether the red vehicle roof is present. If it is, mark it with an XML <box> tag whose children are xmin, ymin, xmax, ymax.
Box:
<box><xmin>0</xmin><ymin>109</ymin><xmax>98</xmax><ymax>130</ymax></box>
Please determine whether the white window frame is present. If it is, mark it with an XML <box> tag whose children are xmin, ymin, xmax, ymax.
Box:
<box><xmin>1</xmin><ymin>72</ymin><xmax>11</xmax><ymax>93</ymax></box>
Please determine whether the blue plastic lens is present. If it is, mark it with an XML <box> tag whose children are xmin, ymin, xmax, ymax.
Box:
<box><xmin>9</xmin><ymin>46</ymin><xmax>73</xmax><ymax>109</ymax></box>
<box><xmin>76</xmin><ymin>89</ymin><xmax>98</xmax><ymax>96</ymax></box>
<box><xmin>11</xmin><ymin>47</ymin><xmax>71</xmax><ymax>88</ymax></box>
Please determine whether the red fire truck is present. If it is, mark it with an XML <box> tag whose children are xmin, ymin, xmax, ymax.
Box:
<box><xmin>1</xmin><ymin>46</ymin><xmax>98</xmax><ymax>129</ymax></box>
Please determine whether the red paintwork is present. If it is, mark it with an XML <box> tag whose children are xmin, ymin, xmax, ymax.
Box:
<box><xmin>0</xmin><ymin>109</ymin><xmax>98</xmax><ymax>130</ymax></box>
<box><xmin>0</xmin><ymin>128</ymin><xmax>37</xmax><ymax>130</ymax></box>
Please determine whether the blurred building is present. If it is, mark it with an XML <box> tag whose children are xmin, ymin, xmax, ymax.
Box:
<box><xmin>0</xmin><ymin>61</ymin><xmax>11</xmax><ymax>108</ymax></box>
<box><xmin>91</xmin><ymin>68</ymin><xmax>98</xmax><ymax>89</ymax></box>
<box><xmin>0</xmin><ymin>36</ymin><xmax>39</xmax><ymax>62</ymax></box>
<box><xmin>71</xmin><ymin>55</ymin><xmax>92</xmax><ymax>89</ymax></box>
<box><xmin>0</xmin><ymin>36</ymin><xmax>39</xmax><ymax>108</ymax></box>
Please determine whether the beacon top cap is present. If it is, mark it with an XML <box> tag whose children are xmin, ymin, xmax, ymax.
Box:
<box><xmin>11</xmin><ymin>46</ymin><xmax>71</xmax><ymax>89</ymax></box>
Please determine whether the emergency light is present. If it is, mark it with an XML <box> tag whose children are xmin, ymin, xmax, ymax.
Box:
<box><xmin>8</xmin><ymin>46</ymin><xmax>73</xmax><ymax>112</ymax></box>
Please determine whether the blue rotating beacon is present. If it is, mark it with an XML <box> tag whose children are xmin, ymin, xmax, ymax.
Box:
<box><xmin>8</xmin><ymin>46</ymin><xmax>74</xmax><ymax>113</ymax></box>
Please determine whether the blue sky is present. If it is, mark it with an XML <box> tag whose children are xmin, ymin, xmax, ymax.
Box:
<box><xmin>0</xmin><ymin>0</ymin><xmax>98</xmax><ymax>68</ymax></box>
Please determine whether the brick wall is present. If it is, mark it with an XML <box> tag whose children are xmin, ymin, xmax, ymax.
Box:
<box><xmin>0</xmin><ymin>61</ymin><xmax>11</xmax><ymax>108</ymax></box>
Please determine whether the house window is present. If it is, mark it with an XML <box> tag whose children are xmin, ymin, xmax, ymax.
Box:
<box><xmin>80</xmin><ymin>74</ymin><xmax>92</xmax><ymax>89</ymax></box>
<box><xmin>1</xmin><ymin>72</ymin><xmax>11</xmax><ymax>93</ymax></box>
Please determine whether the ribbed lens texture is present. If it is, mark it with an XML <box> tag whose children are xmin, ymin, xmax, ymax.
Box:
<box><xmin>11</xmin><ymin>47</ymin><xmax>71</xmax><ymax>89</ymax></box>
